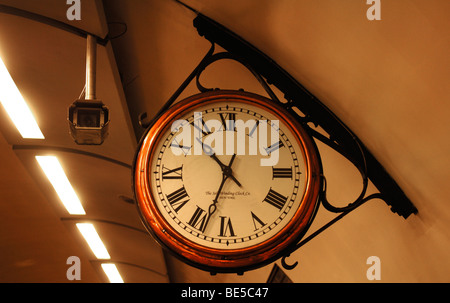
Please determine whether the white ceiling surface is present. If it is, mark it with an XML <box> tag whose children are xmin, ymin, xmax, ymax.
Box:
<box><xmin>0</xmin><ymin>0</ymin><xmax>449</xmax><ymax>283</ymax></box>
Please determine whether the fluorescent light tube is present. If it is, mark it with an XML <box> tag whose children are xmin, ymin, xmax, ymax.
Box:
<box><xmin>76</xmin><ymin>223</ymin><xmax>111</xmax><ymax>259</ymax></box>
<box><xmin>101</xmin><ymin>263</ymin><xmax>124</xmax><ymax>283</ymax></box>
<box><xmin>35</xmin><ymin>156</ymin><xmax>86</xmax><ymax>215</ymax></box>
<box><xmin>0</xmin><ymin>56</ymin><xmax>44</xmax><ymax>139</ymax></box>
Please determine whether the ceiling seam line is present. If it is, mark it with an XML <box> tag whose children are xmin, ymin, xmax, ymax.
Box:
<box><xmin>12</xmin><ymin>144</ymin><xmax>131</xmax><ymax>169</ymax></box>
<box><xmin>60</xmin><ymin>217</ymin><xmax>147</xmax><ymax>234</ymax></box>
<box><xmin>0</xmin><ymin>4</ymin><xmax>109</xmax><ymax>45</ymax></box>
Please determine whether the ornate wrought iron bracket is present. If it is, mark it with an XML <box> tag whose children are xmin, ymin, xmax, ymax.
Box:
<box><xmin>139</xmin><ymin>11</ymin><xmax>418</xmax><ymax>272</ymax></box>
<box><xmin>192</xmin><ymin>13</ymin><xmax>417</xmax><ymax>219</ymax></box>
<box><xmin>190</xmin><ymin>14</ymin><xmax>419</xmax><ymax>271</ymax></box>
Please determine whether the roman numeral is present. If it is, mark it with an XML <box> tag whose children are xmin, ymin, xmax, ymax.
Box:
<box><xmin>187</xmin><ymin>206</ymin><xmax>208</xmax><ymax>232</ymax></box>
<box><xmin>218</xmin><ymin>216</ymin><xmax>236</xmax><ymax>237</ymax></box>
<box><xmin>248</xmin><ymin>119</ymin><xmax>259</xmax><ymax>138</ymax></box>
<box><xmin>251</xmin><ymin>212</ymin><xmax>266</xmax><ymax>231</ymax></box>
<box><xmin>263</xmin><ymin>188</ymin><xmax>288</xmax><ymax>210</ymax></box>
<box><xmin>170</xmin><ymin>141</ymin><xmax>191</xmax><ymax>155</ymax></box>
<box><xmin>272</xmin><ymin>167</ymin><xmax>293</xmax><ymax>179</ymax></box>
<box><xmin>190</xmin><ymin>118</ymin><xmax>212</xmax><ymax>137</ymax></box>
<box><xmin>219</xmin><ymin>112</ymin><xmax>236</xmax><ymax>131</ymax></box>
<box><xmin>162</xmin><ymin>165</ymin><xmax>183</xmax><ymax>180</ymax></box>
<box><xmin>264</xmin><ymin>140</ymin><xmax>284</xmax><ymax>155</ymax></box>
<box><xmin>166</xmin><ymin>186</ymin><xmax>189</xmax><ymax>213</ymax></box>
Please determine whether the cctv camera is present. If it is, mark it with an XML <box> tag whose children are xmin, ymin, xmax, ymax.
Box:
<box><xmin>68</xmin><ymin>99</ymin><xmax>109</xmax><ymax>145</ymax></box>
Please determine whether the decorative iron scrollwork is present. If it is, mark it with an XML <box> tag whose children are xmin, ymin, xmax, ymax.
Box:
<box><xmin>138</xmin><ymin>12</ymin><xmax>417</xmax><ymax>272</ymax></box>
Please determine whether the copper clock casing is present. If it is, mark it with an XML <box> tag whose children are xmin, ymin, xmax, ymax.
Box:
<box><xmin>133</xmin><ymin>90</ymin><xmax>322</xmax><ymax>272</ymax></box>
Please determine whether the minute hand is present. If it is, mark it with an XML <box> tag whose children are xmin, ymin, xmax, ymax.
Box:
<box><xmin>198</xmin><ymin>138</ymin><xmax>242</xmax><ymax>187</ymax></box>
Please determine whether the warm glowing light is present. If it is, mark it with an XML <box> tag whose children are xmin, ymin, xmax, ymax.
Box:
<box><xmin>76</xmin><ymin>223</ymin><xmax>111</xmax><ymax>259</ymax></box>
<box><xmin>35</xmin><ymin>156</ymin><xmax>86</xmax><ymax>215</ymax></box>
<box><xmin>101</xmin><ymin>263</ymin><xmax>124</xmax><ymax>283</ymax></box>
<box><xmin>0</xmin><ymin>56</ymin><xmax>44</xmax><ymax>139</ymax></box>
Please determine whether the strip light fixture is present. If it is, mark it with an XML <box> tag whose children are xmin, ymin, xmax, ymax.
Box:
<box><xmin>35</xmin><ymin>156</ymin><xmax>86</xmax><ymax>215</ymax></box>
<box><xmin>0</xmin><ymin>56</ymin><xmax>44</xmax><ymax>139</ymax></box>
<box><xmin>77</xmin><ymin>223</ymin><xmax>125</xmax><ymax>282</ymax></box>
<box><xmin>0</xmin><ymin>54</ymin><xmax>124</xmax><ymax>282</ymax></box>
<box><xmin>101</xmin><ymin>263</ymin><xmax>124</xmax><ymax>283</ymax></box>
<box><xmin>76</xmin><ymin>223</ymin><xmax>111</xmax><ymax>259</ymax></box>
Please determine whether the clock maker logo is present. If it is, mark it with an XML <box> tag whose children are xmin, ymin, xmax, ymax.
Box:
<box><xmin>169</xmin><ymin>112</ymin><xmax>281</xmax><ymax>166</ymax></box>
<box><xmin>205</xmin><ymin>190</ymin><xmax>251</xmax><ymax>200</ymax></box>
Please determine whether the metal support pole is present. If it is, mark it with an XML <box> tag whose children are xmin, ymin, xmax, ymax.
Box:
<box><xmin>85</xmin><ymin>34</ymin><xmax>97</xmax><ymax>100</ymax></box>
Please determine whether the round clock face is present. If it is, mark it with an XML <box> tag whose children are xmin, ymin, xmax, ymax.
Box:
<box><xmin>134</xmin><ymin>91</ymin><xmax>321</xmax><ymax>272</ymax></box>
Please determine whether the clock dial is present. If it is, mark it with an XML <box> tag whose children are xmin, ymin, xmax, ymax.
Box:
<box><xmin>134</xmin><ymin>91</ymin><xmax>321</xmax><ymax>272</ymax></box>
<box><xmin>150</xmin><ymin>101</ymin><xmax>304</xmax><ymax>250</ymax></box>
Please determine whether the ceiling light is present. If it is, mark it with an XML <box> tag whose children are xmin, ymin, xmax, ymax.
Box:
<box><xmin>76</xmin><ymin>223</ymin><xmax>111</xmax><ymax>259</ymax></box>
<box><xmin>0</xmin><ymin>56</ymin><xmax>44</xmax><ymax>139</ymax></box>
<box><xmin>35</xmin><ymin>156</ymin><xmax>86</xmax><ymax>215</ymax></box>
<box><xmin>101</xmin><ymin>263</ymin><xmax>124</xmax><ymax>283</ymax></box>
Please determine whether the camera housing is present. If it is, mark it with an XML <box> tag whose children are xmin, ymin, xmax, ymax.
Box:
<box><xmin>68</xmin><ymin>99</ymin><xmax>109</xmax><ymax>145</ymax></box>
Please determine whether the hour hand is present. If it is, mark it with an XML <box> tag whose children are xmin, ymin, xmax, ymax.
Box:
<box><xmin>214</xmin><ymin>154</ymin><xmax>242</xmax><ymax>187</ymax></box>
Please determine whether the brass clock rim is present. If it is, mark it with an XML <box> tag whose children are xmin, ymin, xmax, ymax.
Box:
<box><xmin>134</xmin><ymin>90</ymin><xmax>322</xmax><ymax>271</ymax></box>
